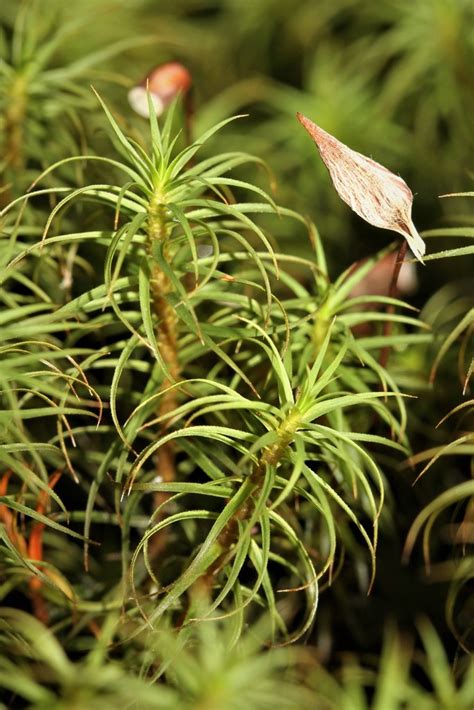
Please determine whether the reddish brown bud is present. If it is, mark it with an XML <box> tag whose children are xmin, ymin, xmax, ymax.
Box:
<box><xmin>297</xmin><ymin>113</ymin><xmax>426</xmax><ymax>262</ymax></box>
<box><xmin>128</xmin><ymin>62</ymin><xmax>192</xmax><ymax>118</ymax></box>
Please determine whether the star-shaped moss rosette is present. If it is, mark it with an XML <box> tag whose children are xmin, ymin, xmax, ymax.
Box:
<box><xmin>297</xmin><ymin>113</ymin><xmax>426</xmax><ymax>262</ymax></box>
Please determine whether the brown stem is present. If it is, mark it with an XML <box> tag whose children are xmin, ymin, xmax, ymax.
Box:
<box><xmin>1</xmin><ymin>76</ymin><xmax>27</xmax><ymax>207</ymax></box>
<box><xmin>379</xmin><ymin>240</ymin><xmax>408</xmax><ymax>370</ymax></box>
<box><xmin>145</xmin><ymin>97</ymin><xmax>194</xmax><ymax>560</ymax></box>
<box><xmin>195</xmin><ymin>409</ymin><xmax>301</xmax><ymax>597</ymax></box>
<box><xmin>145</xmin><ymin>200</ymin><xmax>180</xmax><ymax>559</ymax></box>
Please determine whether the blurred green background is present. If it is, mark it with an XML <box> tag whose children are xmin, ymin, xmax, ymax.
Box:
<box><xmin>2</xmin><ymin>0</ymin><xmax>473</xmax><ymax>282</ymax></box>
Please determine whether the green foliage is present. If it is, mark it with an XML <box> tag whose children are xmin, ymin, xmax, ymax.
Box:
<box><xmin>0</xmin><ymin>1</ymin><xmax>472</xmax><ymax>707</ymax></box>
<box><xmin>0</xmin><ymin>0</ymin><xmax>157</xmax><ymax>202</ymax></box>
<box><xmin>310</xmin><ymin>620</ymin><xmax>474</xmax><ymax>710</ymax></box>
<box><xmin>1</xmin><ymin>609</ymin><xmax>473</xmax><ymax>709</ymax></box>
<box><xmin>2</xmin><ymin>96</ymin><xmax>412</xmax><ymax>638</ymax></box>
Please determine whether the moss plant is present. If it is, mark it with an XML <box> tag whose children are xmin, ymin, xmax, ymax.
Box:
<box><xmin>0</xmin><ymin>3</ymin><xmax>473</xmax><ymax>705</ymax></box>
<box><xmin>1</xmin><ymin>94</ymin><xmax>413</xmax><ymax>634</ymax></box>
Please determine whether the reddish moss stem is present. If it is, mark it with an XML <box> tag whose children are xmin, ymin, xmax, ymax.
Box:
<box><xmin>379</xmin><ymin>240</ymin><xmax>408</xmax><ymax>369</ymax></box>
<box><xmin>197</xmin><ymin>408</ymin><xmax>301</xmax><ymax>593</ymax></box>
<box><xmin>146</xmin><ymin>197</ymin><xmax>180</xmax><ymax>558</ymax></box>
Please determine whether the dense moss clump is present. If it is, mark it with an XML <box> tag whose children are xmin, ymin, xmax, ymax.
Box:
<box><xmin>1</xmin><ymin>2</ymin><xmax>473</xmax><ymax>707</ymax></box>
